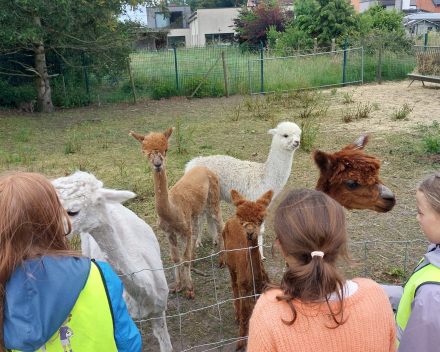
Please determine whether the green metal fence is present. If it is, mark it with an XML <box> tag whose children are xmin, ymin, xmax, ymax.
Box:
<box><xmin>0</xmin><ymin>35</ymin><xmax>433</xmax><ymax>109</ymax></box>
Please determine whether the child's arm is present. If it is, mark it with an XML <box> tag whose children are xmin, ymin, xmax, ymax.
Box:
<box><xmin>398</xmin><ymin>284</ymin><xmax>440</xmax><ymax>352</ymax></box>
<box><xmin>50</xmin><ymin>332</ymin><xmax>60</xmax><ymax>343</ymax></box>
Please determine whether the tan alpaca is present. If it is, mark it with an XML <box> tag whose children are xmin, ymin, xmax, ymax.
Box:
<box><xmin>20</xmin><ymin>100</ymin><xmax>36</xmax><ymax>112</ymax></box>
<box><xmin>219</xmin><ymin>189</ymin><xmax>273</xmax><ymax>351</ymax></box>
<box><xmin>130</xmin><ymin>127</ymin><xmax>224</xmax><ymax>299</ymax></box>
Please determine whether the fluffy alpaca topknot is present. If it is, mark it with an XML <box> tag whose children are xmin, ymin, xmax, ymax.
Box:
<box><xmin>235</xmin><ymin>202</ymin><xmax>267</xmax><ymax>223</ymax></box>
<box><xmin>142</xmin><ymin>132</ymin><xmax>169</xmax><ymax>153</ymax></box>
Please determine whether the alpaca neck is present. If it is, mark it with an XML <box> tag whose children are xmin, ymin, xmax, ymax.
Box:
<box><xmin>90</xmin><ymin>212</ymin><xmax>137</xmax><ymax>277</ymax></box>
<box><xmin>152</xmin><ymin>168</ymin><xmax>172</xmax><ymax>217</ymax></box>
<box><xmin>89</xmin><ymin>210</ymin><xmax>149</xmax><ymax>305</ymax></box>
<box><xmin>246</xmin><ymin>237</ymin><xmax>262</xmax><ymax>266</ymax></box>
<box><xmin>264</xmin><ymin>143</ymin><xmax>296</xmax><ymax>192</ymax></box>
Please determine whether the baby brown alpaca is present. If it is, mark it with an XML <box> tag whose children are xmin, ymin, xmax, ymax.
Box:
<box><xmin>219</xmin><ymin>189</ymin><xmax>273</xmax><ymax>351</ymax></box>
<box><xmin>130</xmin><ymin>127</ymin><xmax>224</xmax><ymax>299</ymax></box>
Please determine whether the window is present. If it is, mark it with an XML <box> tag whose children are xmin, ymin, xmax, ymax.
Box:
<box><xmin>205</xmin><ymin>33</ymin><xmax>234</xmax><ymax>45</ymax></box>
<box><xmin>428</xmin><ymin>26</ymin><xmax>433</xmax><ymax>31</ymax></box>
<box><xmin>155</xmin><ymin>13</ymin><xmax>170</xmax><ymax>28</ymax></box>
<box><xmin>168</xmin><ymin>36</ymin><xmax>186</xmax><ymax>47</ymax></box>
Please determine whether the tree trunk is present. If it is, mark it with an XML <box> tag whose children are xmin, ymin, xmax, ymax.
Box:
<box><xmin>34</xmin><ymin>17</ymin><xmax>54</xmax><ymax>113</ymax></box>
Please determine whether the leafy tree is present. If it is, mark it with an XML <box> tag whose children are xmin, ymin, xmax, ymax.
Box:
<box><xmin>233</xmin><ymin>1</ymin><xmax>292</xmax><ymax>45</ymax></box>
<box><xmin>361</xmin><ymin>4</ymin><xmax>404</xmax><ymax>33</ymax></box>
<box><xmin>295</xmin><ymin>0</ymin><xmax>356</xmax><ymax>45</ymax></box>
<box><xmin>0</xmin><ymin>0</ymin><xmax>154</xmax><ymax>112</ymax></box>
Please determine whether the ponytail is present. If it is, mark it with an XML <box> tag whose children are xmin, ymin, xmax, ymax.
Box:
<box><xmin>268</xmin><ymin>188</ymin><xmax>351</xmax><ymax>327</ymax></box>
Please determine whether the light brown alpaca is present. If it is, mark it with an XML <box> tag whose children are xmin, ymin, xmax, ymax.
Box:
<box><xmin>314</xmin><ymin>134</ymin><xmax>396</xmax><ymax>212</ymax></box>
<box><xmin>130</xmin><ymin>127</ymin><xmax>224</xmax><ymax>299</ymax></box>
<box><xmin>219</xmin><ymin>189</ymin><xmax>273</xmax><ymax>351</ymax></box>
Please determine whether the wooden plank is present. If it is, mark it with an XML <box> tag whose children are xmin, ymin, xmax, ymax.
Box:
<box><xmin>407</xmin><ymin>74</ymin><xmax>440</xmax><ymax>84</ymax></box>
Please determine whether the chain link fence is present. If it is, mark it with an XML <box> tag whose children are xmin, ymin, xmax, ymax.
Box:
<box><xmin>128</xmin><ymin>239</ymin><xmax>428</xmax><ymax>352</ymax></box>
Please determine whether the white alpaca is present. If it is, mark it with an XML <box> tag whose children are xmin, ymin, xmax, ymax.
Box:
<box><xmin>52</xmin><ymin>171</ymin><xmax>173</xmax><ymax>352</ymax></box>
<box><xmin>185</xmin><ymin>121</ymin><xmax>301</xmax><ymax>258</ymax></box>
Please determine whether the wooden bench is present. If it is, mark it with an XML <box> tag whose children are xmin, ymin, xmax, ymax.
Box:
<box><xmin>407</xmin><ymin>74</ymin><xmax>440</xmax><ymax>87</ymax></box>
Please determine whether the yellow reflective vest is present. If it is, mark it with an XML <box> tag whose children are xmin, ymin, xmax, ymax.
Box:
<box><xmin>11</xmin><ymin>261</ymin><xmax>118</xmax><ymax>352</ymax></box>
<box><xmin>395</xmin><ymin>260</ymin><xmax>440</xmax><ymax>348</ymax></box>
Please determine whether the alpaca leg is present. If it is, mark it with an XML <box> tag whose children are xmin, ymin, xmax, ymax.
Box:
<box><xmin>167</xmin><ymin>233</ymin><xmax>183</xmax><ymax>293</ymax></box>
<box><xmin>229</xmin><ymin>270</ymin><xmax>240</xmax><ymax>324</ymax></box>
<box><xmin>206</xmin><ymin>214</ymin><xmax>218</xmax><ymax>245</ymax></box>
<box><xmin>182</xmin><ymin>231</ymin><xmax>195</xmax><ymax>299</ymax></box>
<box><xmin>236</xmin><ymin>295</ymin><xmax>254</xmax><ymax>351</ymax></box>
<box><xmin>196</xmin><ymin>212</ymin><xmax>204</xmax><ymax>248</ymax></box>
<box><xmin>258</xmin><ymin>222</ymin><xmax>265</xmax><ymax>261</ymax></box>
<box><xmin>191</xmin><ymin>217</ymin><xmax>199</xmax><ymax>267</ymax></box>
<box><xmin>151</xmin><ymin>312</ymin><xmax>174</xmax><ymax>352</ymax></box>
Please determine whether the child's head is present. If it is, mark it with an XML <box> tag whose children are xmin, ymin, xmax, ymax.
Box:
<box><xmin>272</xmin><ymin>188</ymin><xmax>350</xmax><ymax>325</ymax></box>
<box><xmin>417</xmin><ymin>172</ymin><xmax>440</xmax><ymax>244</ymax></box>
<box><xmin>0</xmin><ymin>173</ymin><xmax>74</xmax><ymax>350</ymax></box>
<box><xmin>0</xmin><ymin>172</ymin><xmax>73</xmax><ymax>262</ymax></box>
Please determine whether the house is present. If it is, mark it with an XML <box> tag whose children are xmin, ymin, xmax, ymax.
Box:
<box><xmin>355</xmin><ymin>0</ymin><xmax>403</xmax><ymax>13</ymax></box>
<box><xmin>188</xmin><ymin>8</ymin><xmax>240</xmax><ymax>46</ymax></box>
<box><xmin>120</xmin><ymin>5</ymin><xmax>240</xmax><ymax>48</ymax></box>
<box><xmin>404</xmin><ymin>13</ymin><xmax>440</xmax><ymax>34</ymax></box>
<box><xmin>412</xmin><ymin>0</ymin><xmax>440</xmax><ymax>12</ymax></box>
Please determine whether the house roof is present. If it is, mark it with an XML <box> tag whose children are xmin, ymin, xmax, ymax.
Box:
<box><xmin>405</xmin><ymin>13</ymin><xmax>440</xmax><ymax>21</ymax></box>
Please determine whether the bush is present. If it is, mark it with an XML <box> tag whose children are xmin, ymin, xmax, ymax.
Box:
<box><xmin>0</xmin><ymin>81</ymin><xmax>36</xmax><ymax>108</ymax></box>
<box><xmin>185</xmin><ymin>76</ymin><xmax>211</xmax><ymax>98</ymax></box>
<box><xmin>151</xmin><ymin>80</ymin><xmax>178</xmax><ymax>99</ymax></box>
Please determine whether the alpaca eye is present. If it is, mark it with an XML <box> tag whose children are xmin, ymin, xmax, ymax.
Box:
<box><xmin>283</xmin><ymin>134</ymin><xmax>288</xmax><ymax>138</ymax></box>
<box><xmin>346</xmin><ymin>180</ymin><xmax>360</xmax><ymax>190</ymax></box>
<box><xmin>67</xmin><ymin>211</ymin><xmax>79</xmax><ymax>216</ymax></box>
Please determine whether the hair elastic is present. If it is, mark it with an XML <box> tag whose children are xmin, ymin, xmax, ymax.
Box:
<box><xmin>311</xmin><ymin>251</ymin><xmax>324</xmax><ymax>258</ymax></box>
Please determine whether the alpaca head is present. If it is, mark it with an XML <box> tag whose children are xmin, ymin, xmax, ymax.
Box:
<box><xmin>130</xmin><ymin>127</ymin><xmax>174</xmax><ymax>172</ymax></box>
<box><xmin>52</xmin><ymin>171</ymin><xmax>136</xmax><ymax>238</ymax></box>
<box><xmin>231</xmin><ymin>189</ymin><xmax>274</xmax><ymax>241</ymax></box>
<box><xmin>314</xmin><ymin>135</ymin><xmax>396</xmax><ymax>213</ymax></box>
<box><xmin>268</xmin><ymin>121</ymin><xmax>302</xmax><ymax>152</ymax></box>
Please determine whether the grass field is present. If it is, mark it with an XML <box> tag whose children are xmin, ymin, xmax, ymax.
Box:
<box><xmin>1</xmin><ymin>79</ymin><xmax>439</xmax><ymax>351</ymax></box>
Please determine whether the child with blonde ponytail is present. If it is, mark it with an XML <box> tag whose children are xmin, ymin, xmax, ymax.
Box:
<box><xmin>247</xmin><ymin>188</ymin><xmax>396</xmax><ymax>352</ymax></box>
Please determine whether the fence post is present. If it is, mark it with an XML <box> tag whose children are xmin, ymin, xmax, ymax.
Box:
<box><xmin>127</xmin><ymin>58</ymin><xmax>137</xmax><ymax>104</ymax></box>
<box><xmin>424</xmin><ymin>32</ymin><xmax>428</xmax><ymax>52</ymax></box>
<box><xmin>314</xmin><ymin>38</ymin><xmax>317</xmax><ymax>59</ymax></box>
<box><xmin>260</xmin><ymin>42</ymin><xmax>264</xmax><ymax>93</ymax></box>
<box><xmin>174</xmin><ymin>47</ymin><xmax>179</xmax><ymax>91</ymax></box>
<box><xmin>378</xmin><ymin>40</ymin><xmax>382</xmax><ymax>84</ymax></box>
<box><xmin>331</xmin><ymin>38</ymin><xmax>335</xmax><ymax>63</ymax></box>
<box><xmin>222</xmin><ymin>51</ymin><xmax>229</xmax><ymax>98</ymax></box>
<box><xmin>82</xmin><ymin>52</ymin><xmax>91</xmax><ymax>103</ymax></box>
<box><xmin>342</xmin><ymin>38</ymin><xmax>347</xmax><ymax>87</ymax></box>
<box><xmin>297</xmin><ymin>38</ymin><xmax>300</xmax><ymax>55</ymax></box>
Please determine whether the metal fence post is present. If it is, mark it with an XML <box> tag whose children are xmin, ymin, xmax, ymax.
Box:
<box><xmin>343</xmin><ymin>38</ymin><xmax>347</xmax><ymax>87</ymax></box>
<box><xmin>424</xmin><ymin>32</ymin><xmax>428</xmax><ymax>51</ymax></box>
<box><xmin>378</xmin><ymin>40</ymin><xmax>382</xmax><ymax>84</ymax></box>
<box><xmin>174</xmin><ymin>47</ymin><xmax>179</xmax><ymax>91</ymax></box>
<box><xmin>82</xmin><ymin>51</ymin><xmax>91</xmax><ymax>103</ymax></box>
<box><xmin>260</xmin><ymin>42</ymin><xmax>264</xmax><ymax>93</ymax></box>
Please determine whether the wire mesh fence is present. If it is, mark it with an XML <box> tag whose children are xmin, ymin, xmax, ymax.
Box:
<box><xmin>0</xmin><ymin>35</ymin><xmax>435</xmax><ymax>109</ymax></box>
<box><xmin>248</xmin><ymin>47</ymin><xmax>364</xmax><ymax>94</ymax></box>
<box><xmin>124</xmin><ymin>238</ymin><xmax>429</xmax><ymax>352</ymax></box>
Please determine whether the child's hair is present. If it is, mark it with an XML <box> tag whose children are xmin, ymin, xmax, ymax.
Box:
<box><xmin>419</xmin><ymin>172</ymin><xmax>440</xmax><ymax>215</ymax></box>
<box><xmin>0</xmin><ymin>172</ymin><xmax>77</xmax><ymax>350</ymax></box>
<box><xmin>269</xmin><ymin>188</ymin><xmax>351</xmax><ymax>327</ymax></box>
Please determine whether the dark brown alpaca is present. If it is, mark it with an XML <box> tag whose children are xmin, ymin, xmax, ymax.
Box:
<box><xmin>314</xmin><ymin>134</ymin><xmax>396</xmax><ymax>212</ymax></box>
<box><xmin>219</xmin><ymin>189</ymin><xmax>273</xmax><ymax>351</ymax></box>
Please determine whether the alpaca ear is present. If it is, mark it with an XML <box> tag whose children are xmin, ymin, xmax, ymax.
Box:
<box><xmin>163</xmin><ymin>127</ymin><xmax>174</xmax><ymax>140</ymax></box>
<box><xmin>130</xmin><ymin>131</ymin><xmax>145</xmax><ymax>144</ymax></box>
<box><xmin>256</xmin><ymin>190</ymin><xmax>274</xmax><ymax>208</ymax></box>
<box><xmin>231</xmin><ymin>190</ymin><xmax>247</xmax><ymax>207</ymax></box>
<box><xmin>93</xmin><ymin>189</ymin><xmax>136</xmax><ymax>204</ymax></box>
<box><xmin>314</xmin><ymin>150</ymin><xmax>333</xmax><ymax>173</ymax></box>
<box><xmin>268</xmin><ymin>128</ymin><xmax>278</xmax><ymax>135</ymax></box>
<box><xmin>350</xmin><ymin>134</ymin><xmax>370</xmax><ymax>150</ymax></box>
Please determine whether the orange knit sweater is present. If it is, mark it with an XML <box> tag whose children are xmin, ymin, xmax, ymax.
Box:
<box><xmin>247</xmin><ymin>278</ymin><xmax>396</xmax><ymax>352</ymax></box>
